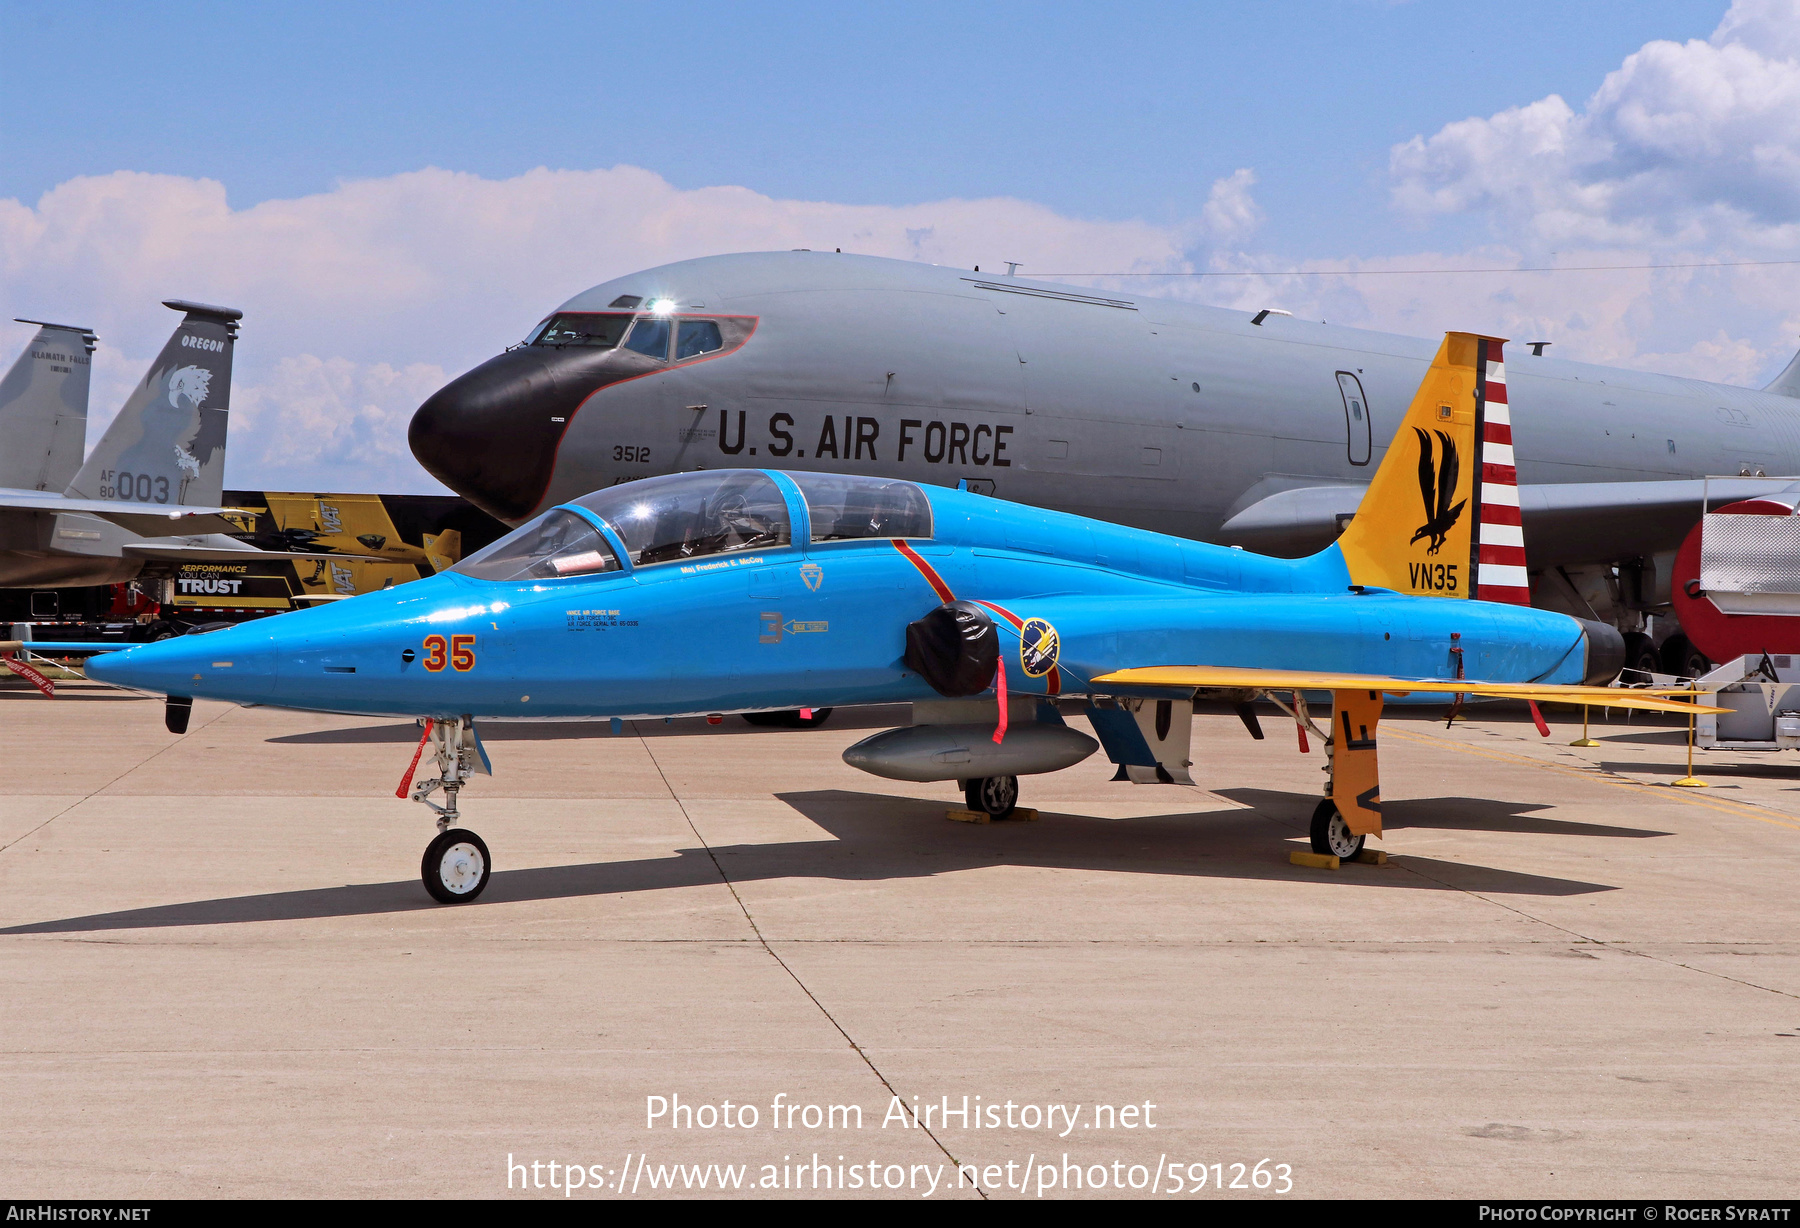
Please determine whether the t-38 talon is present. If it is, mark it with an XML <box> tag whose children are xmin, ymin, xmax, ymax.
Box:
<box><xmin>91</xmin><ymin>333</ymin><xmax>1722</xmax><ymax>902</ymax></box>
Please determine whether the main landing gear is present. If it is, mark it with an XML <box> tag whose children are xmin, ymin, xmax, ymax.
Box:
<box><xmin>964</xmin><ymin>775</ymin><xmax>1019</xmax><ymax>818</ymax></box>
<box><xmin>1310</xmin><ymin>798</ymin><xmax>1365</xmax><ymax>861</ymax></box>
<box><xmin>407</xmin><ymin>716</ymin><xmax>493</xmax><ymax>904</ymax></box>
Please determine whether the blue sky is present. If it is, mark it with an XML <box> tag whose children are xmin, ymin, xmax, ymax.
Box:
<box><xmin>2</xmin><ymin>0</ymin><xmax>1795</xmax><ymax>493</ymax></box>
<box><xmin>1</xmin><ymin>1</ymin><xmax>1724</xmax><ymax>259</ymax></box>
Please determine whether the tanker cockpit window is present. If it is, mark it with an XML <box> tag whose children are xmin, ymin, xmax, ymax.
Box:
<box><xmin>576</xmin><ymin>470</ymin><xmax>791</xmax><ymax>568</ymax></box>
<box><xmin>622</xmin><ymin>317</ymin><xmax>671</xmax><ymax>360</ymax></box>
<box><xmin>676</xmin><ymin>320</ymin><xmax>724</xmax><ymax>360</ymax></box>
<box><xmin>529</xmin><ymin>314</ymin><xmax>634</xmax><ymax>348</ymax></box>
<box><xmin>789</xmin><ymin>472</ymin><xmax>933</xmax><ymax>542</ymax></box>
<box><xmin>450</xmin><ymin>509</ymin><xmax>620</xmax><ymax>582</ymax></box>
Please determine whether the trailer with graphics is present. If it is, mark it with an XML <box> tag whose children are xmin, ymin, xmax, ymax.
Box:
<box><xmin>3</xmin><ymin>492</ymin><xmax>504</xmax><ymax>644</ymax></box>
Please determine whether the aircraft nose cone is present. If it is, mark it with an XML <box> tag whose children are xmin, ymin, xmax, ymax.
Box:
<box><xmin>87</xmin><ymin>627</ymin><xmax>278</xmax><ymax>703</ymax></box>
<box><xmin>410</xmin><ymin>346</ymin><xmax>612</xmax><ymax>523</ymax></box>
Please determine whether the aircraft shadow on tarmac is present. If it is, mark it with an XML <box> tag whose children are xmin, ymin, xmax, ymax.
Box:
<box><xmin>1218</xmin><ymin>788</ymin><xmax>1673</xmax><ymax>840</ymax></box>
<box><xmin>1590</xmin><ymin>729</ymin><xmax>1690</xmax><ymax>745</ymax></box>
<box><xmin>1598</xmin><ymin>759</ymin><xmax>1800</xmax><ymax>781</ymax></box>
<box><xmin>0</xmin><ymin>789</ymin><xmax>1619</xmax><ymax>936</ymax></box>
<box><xmin>265</xmin><ymin>710</ymin><xmax>913</xmax><ymax>745</ymax></box>
<box><xmin>0</xmin><ymin>685</ymin><xmax>140</xmax><ymax>702</ymax></box>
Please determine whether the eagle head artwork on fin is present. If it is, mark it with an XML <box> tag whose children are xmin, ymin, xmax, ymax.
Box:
<box><xmin>1334</xmin><ymin>332</ymin><xmax>1528</xmax><ymax>604</ymax></box>
<box><xmin>168</xmin><ymin>365</ymin><xmax>214</xmax><ymax>481</ymax></box>
<box><xmin>1408</xmin><ymin>426</ymin><xmax>1464</xmax><ymax>555</ymax></box>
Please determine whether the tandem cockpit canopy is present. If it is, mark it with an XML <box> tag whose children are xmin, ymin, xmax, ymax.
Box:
<box><xmin>451</xmin><ymin>469</ymin><xmax>936</xmax><ymax>582</ymax></box>
<box><xmin>577</xmin><ymin>470</ymin><xmax>792</xmax><ymax>566</ymax></box>
<box><xmin>788</xmin><ymin>471</ymin><xmax>932</xmax><ymax>542</ymax></box>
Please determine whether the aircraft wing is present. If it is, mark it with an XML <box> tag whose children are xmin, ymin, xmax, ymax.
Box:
<box><xmin>1220</xmin><ymin>477</ymin><xmax>1800</xmax><ymax>564</ymax></box>
<box><xmin>0</xmin><ymin>489</ymin><xmax>244</xmax><ymax>536</ymax></box>
<box><xmin>120</xmin><ymin>540</ymin><xmax>386</xmax><ymax>564</ymax></box>
<box><xmin>1090</xmin><ymin>665</ymin><xmax>1726</xmax><ymax>715</ymax></box>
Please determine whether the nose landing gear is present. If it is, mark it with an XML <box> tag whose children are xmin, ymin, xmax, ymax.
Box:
<box><xmin>402</xmin><ymin>716</ymin><xmax>494</xmax><ymax>903</ymax></box>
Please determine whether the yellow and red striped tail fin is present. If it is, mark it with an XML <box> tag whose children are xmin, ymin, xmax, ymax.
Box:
<box><xmin>1335</xmin><ymin>332</ymin><xmax>1529</xmax><ymax>604</ymax></box>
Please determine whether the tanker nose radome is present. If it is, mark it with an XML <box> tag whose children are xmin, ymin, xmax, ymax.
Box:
<box><xmin>409</xmin><ymin>346</ymin><xmax>611</xmax><ymax>523</ymax></box>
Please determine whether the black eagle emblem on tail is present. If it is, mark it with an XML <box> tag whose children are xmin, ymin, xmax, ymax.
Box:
<box><xmin>1410</xmin><ymin>427</ymin><xmax>1466</xmax><ymax>555</ymax></box>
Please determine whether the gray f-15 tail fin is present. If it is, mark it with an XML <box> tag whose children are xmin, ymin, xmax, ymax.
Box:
<box><xmin>67</xmin><ymin>300</ymin><xmax>241</xmax><ymax>509</ymax></box>
<box><xmin>0</xmin><ymin>320</ymin><xmax>95</xmax><ymax>492</ymax></box>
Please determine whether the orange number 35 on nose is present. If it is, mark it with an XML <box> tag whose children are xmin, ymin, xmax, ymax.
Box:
<box><xmin>421</xmin><ymin>634</ymin><xmax>477</xmax><ymax>673</ymax></box>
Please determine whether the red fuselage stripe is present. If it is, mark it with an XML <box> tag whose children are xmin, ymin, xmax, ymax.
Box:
<box><xmin>971</xmin><ymin>598</ymin><xmax>1021</xmax><ymax>629</ymax></box>
<box><xmin>893</xmin><ymin>539</ymin><xmax>955</xmax><ymax>604</ymax></box>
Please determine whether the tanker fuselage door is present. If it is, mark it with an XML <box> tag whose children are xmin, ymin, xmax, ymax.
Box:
<box><xmin>1338</xmin><ymin>371</ymin><xmax>1371</xmax><ymax>466</ymax></box>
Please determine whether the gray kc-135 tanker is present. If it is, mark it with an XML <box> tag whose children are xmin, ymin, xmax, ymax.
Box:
<box><xmin>409</xmin><ymin>251</ymin><xmax>1800</xmax><ymax>671</ymax></box>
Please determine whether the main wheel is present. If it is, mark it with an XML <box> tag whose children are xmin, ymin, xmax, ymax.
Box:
<box><xmin>1310</xmin><ymin>798</ymin><xmax>1365</xmax><ymax>860</ymax></box>
<box><xmin>1659</xmin><ymin>633</ymin><xmax>1710</xmax><ymax>680</ymax></box>
<box><xmin>422</xmin><ymin>828</ymin><xmax>492</xmax><ymax>904</ymax></box>
<box><xmin>1621</xmin><ymin>631</ymin><xmax>1660</xmax><ymax>680</ymax></box>
<box><xmin>965</xmin><ymin>775</ymin><xmax>1019</xmax><ymax>817</ymax></box>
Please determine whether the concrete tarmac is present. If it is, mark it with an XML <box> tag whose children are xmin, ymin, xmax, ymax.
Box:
<box><xmin>2</xmin><ymin>681</ymin><xmax>1796</xmax><ymax>1200</ymax></box>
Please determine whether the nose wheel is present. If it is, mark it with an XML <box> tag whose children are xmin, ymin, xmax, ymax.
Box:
<box><xmin>401</xmin><ymin>717</ymin><xmax>496</xmax><ymax>904</ymax></box>
<box><xmin>422</xmin><ymin>828</ymin><xmax>491</xmax><ymax>903</ymax></box>
<box><xmin>1310</xmin><ymin>798</ymin><xmax>1365</xmax><ymax>860</ymax></box>
<box><xmin>964</xmin><ymin>775</ymin><xmax>1019</xmax><ymax>818</ymax></box>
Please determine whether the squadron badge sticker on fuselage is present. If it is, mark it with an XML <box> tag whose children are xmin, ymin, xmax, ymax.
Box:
<box><xmin>1019</xmin><ymin>617</ymin><xmax>1060</xmax><ymax>678</ymax></box>
<box><xmin>800</xmin><ymin>562</ymin><xmax>823</xmax><ymax>591</ymax></box>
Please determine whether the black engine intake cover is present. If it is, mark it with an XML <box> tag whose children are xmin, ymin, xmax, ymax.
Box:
<box><xmin>904</xmin><ymin>601</ymin><xmax>998</xmax><ymax>697</ymax></box>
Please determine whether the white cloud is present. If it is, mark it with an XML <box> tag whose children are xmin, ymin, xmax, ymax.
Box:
<box><xmin>1160</xmin><ymin>245</ymin><xmax>1800</xmax><ymax>386</ymax></box>
<box><xmin>1199</xmin><ymin>169</ymin><xmax>1263</xmax><ymax>244</ymax></box>
<box><xmin>1172</xmin><ymin>0</ymin><xmax>1798</xmax><ymax>389</ymax></box>
<box><xmin>230</xmin><ymin>356</ymin><xmax>450</xmax><ymax>486</ymax></box>
<box><xmin>1389</xmin><ymin>0</ymin><xmax>1800</xmax><ymax>249</ymax></box>
<box><xmin>1713</xmin><ymin>0</ymin><xmax>1800</xmax><ymax>62</ymax></box>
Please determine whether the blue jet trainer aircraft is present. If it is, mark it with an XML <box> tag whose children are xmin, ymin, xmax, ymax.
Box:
<box><xmin>91</xmin><ymin>334</ymin><xmax>1718</xmax><ymax>903</ymax></box>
